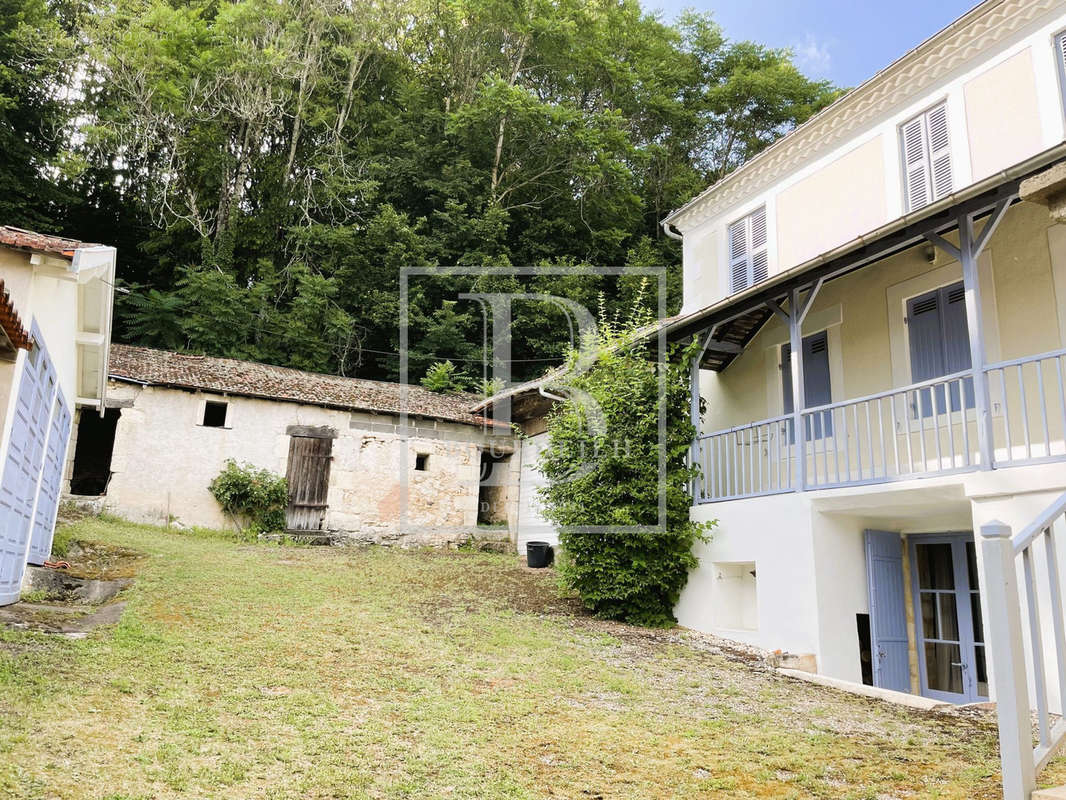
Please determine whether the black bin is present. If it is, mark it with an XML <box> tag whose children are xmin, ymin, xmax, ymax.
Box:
<box><xmin>526</xmin><ymin>541</ymin><xmax>553</xmax><ymax>568</ymax></box>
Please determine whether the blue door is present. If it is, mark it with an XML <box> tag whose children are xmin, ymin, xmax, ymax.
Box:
<box><xmin>0</xmin><ymin>323</ymin><xmax>58</xmax><ymax>605</ymax></box>
<box><xmin>865</xmin><ymin>530</ymin><xmax>911</xmax><ymax>692</ymax></box>
<box><xmin>910</xmin><ymin>533</ymin><xmax>986</xmax><ymax>703</ymax></box>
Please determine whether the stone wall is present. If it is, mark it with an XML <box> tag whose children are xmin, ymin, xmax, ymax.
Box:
<box><xmin>68</xmin><ymin>380</ymin><xmax>519</xmax><ymax>547</ymax></box>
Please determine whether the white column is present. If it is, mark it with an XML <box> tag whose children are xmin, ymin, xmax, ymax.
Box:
<box><xmin>981</xmin><ymin>519</ymin><xmax>1037</xmax><ymax>799</ymax></box>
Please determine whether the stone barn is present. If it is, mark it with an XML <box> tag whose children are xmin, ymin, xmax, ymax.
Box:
<box><xmin>67</xmin><ymin>345</ymin><xmax>519</xmax><ymax>546</ymax></box>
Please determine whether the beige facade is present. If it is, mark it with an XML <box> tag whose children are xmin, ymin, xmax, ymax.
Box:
<box><xmin>672</xmin><ymin>0</ymin><xmax>1066</xmax><ymax>315</ymax></box>
<box><xmin>700</xmin><ymin>201</ymin><xmax>1060</xmax><ymax>436</ymax></box>
<box><xmin>80</xmin><ymin>379</ymin><xmax>520</xmax><ymax>546</ymax></box>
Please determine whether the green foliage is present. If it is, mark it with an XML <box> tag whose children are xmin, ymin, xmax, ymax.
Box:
<box><xmin>12</xmin><ymin>0</ymin><xmax>838</xmax><ymax>384</ymax></box>
<box><xmin>420</xmin><ymin>360</ymin><xmax>470</xmax><ymax>394</ymax></box>
<box><xmin>208</xmin><ymin>460</ymin><xmax>288</xmax><ymax>534</ymax></box>
<box><xmin>538</xmin><ymin>311</ymin><xmax>715</xmax><ymax>627</ymax></box>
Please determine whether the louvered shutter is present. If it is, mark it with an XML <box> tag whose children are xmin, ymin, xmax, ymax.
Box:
<box><xmin>908</xmin><ymin>288</ymin><xmax>947</xmax><ymax>417</ymax></box>
<box><xmin>750</xmin><ymin>206</ymin><xmax>768</xmax><ymax>284</ymax></box>
<box><xmin>901</xmin><ymin>116</ymin><xmax>930</xmax><ymax>212</ymax></box>
<box><xmin>728</xmin><ymin>218</ymin><xmax>749</xmax><ymax>293</ymax></box>
<box><xmin>926</xmin><ymin>104</ymin><xmax>953</xmax><ymax>201</ymax></box>
<box><xmin>939</xmin><ymin>282</ymin><xmax>974</xmax><ymax>410</ymax></box>
<box><xmin>728</xmin><ymin>206</ymin><xmax>768</xmax><ymax>294</ymax></box>
<box><xmin>782</xmin><ymin>332</ymin><xmax>833</xmax><ymax>439</ymax></box>
<box><xmin>1056</xmin><ymin>32</ymin><xmax>1066</xmax><ymax>108</ymax></box>
<box><xmin>907</xmin><ymin>289</ymin><xmax>945</xmax><ymax>382</ymax></box>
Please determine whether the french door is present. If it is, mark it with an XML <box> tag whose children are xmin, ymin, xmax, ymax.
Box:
<box><xmin>910</xmin><ymin>533</ymin><xmax>987</xmax><ymax>703</ymax></box>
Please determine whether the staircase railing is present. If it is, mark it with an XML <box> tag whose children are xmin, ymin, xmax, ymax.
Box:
<box><xmin>982</xmin><ymin>493</ymin><xmax>1066</xmax><ymax>798</ymax></box>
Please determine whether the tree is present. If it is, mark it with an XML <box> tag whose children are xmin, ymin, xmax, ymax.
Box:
<box><xmin>537</xmin><ymin>313</ymin><xmax>715</xmax><ymax>627</ymax></box>
<box><xmin>11</xmin><ymin>0</ymin><xmax>839</xmax><ymax>385</ymax></box>
<box><xmin>420</xmin><ymin>360</ymin><xmax>470</xmax><ymax>394</ymax></box>
<box><xmin>0</xmin><ymin>0</ymin><xmax>78</xmax><ymax>229</ymax></box>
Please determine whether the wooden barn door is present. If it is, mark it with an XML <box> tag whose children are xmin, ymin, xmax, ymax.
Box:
<box><xmin>285</xmin><ymin>435</ymin><xmax>332</xmax><ymax>531</ymax></box>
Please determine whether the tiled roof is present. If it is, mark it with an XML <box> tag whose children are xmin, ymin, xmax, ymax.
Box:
<box><xmin>108</xmin><ymin>344</ymin><xmax>502</xmax><ymax>428</ymax></box>
<box><xmin>0</xmin><ymin>279</ymin><xmax>30</xmax><ymax>351</ymax></box>
<box><xmin>0</xmin><ymin>226</ymin><xmax>96</xmax><ymax>259</ymax></box>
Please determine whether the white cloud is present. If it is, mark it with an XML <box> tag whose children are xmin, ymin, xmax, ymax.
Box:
<box><xmin>792</xmin><ymin>33</ymin><xmax>834</xmax><ymax>78</ymax></box>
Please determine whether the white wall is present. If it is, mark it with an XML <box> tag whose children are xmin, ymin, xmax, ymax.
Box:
<box><xmin>516</xmin><ymin>433</ymin><xmax>558</xmax><ymax>551</ymax></box>
<box><xmin>678</xmin><ymin>492</ymin><xmax>821</xmax><ymax>657</ymax></box>
<box><xmin>99</xmin><ymin>381</ymin><xmax>496</xmax><ymax>542</ymax></box>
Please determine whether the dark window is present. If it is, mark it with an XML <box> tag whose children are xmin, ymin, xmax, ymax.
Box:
<box><xmin>906</xmin><ymin>281</ymin><xmax>974</xmax><ymax>416</ymax></box>
<box><xmin>781</xmin><ymin>330</ymin><xmax>833</xmax><ymax>439</ymax></box>
<box><xmin>70</xmin><ymin>408</ymin><xmax>121</xmax><ymax>496</ymax></box>
<box><xmin>202</xmin><ymin>400</ymin><xmax>228</xmax><ymax>428</ymax></box>
<box><xmin>415</xmin><ymin>453</ymin><xmax>429</xmax><ymax>471</ymax></box>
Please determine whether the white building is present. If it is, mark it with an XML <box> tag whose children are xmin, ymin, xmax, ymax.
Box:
<box><xmin>660</xmin><ymin>0</ymin><xmax>1066</xmax><ymax>732</ymax></box>
<box><xmin>70</xmin><ymin>345</ymin><xmax>518</xmax><ymax>545</ymax></box>
<box><xmin>0</xmin><ymin>226</ymin><xmax>115</xmax><ymax>605</ymax></box>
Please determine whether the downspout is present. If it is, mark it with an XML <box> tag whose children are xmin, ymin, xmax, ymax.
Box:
<box><xmin>661</xmin><ymin>221</ymin><xmax>683</xmax><ymax>241</ymax></box>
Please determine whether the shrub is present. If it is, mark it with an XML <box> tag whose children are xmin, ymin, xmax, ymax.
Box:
<box><xmin>209</xmin><ymin>460</ymin><xmax>288</xmax><ymax>533</ymax></box>
<box><xmin>537</xmin><ymin>313</ymin><xmax>715</xmax><ymax>627</ymax></box>
<box><xmin>420</xmin><ymin>360</ymin><xmax>469</xmax><ymax>394</ymax></box>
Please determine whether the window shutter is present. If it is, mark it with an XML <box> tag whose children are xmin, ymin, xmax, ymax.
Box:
<box><xmin>940</xmin><ymin>283</ymin><xmax>970</xmax><ymax>374</ymax></box>
<box><xmin>728</xmin><ymin>218</ymin><xmax>749</xmax><ymax>293</ymax></box>
<box><xmin>728</xmin><ymin>206</ymin><xmax>768</xmax><ymax>294</ymax></box>
<box><xmin>1055</xmin><ymin>31</ymin><xmax>1066</xmax><ymax>122</ymax></box>
<box><xmin>906</xmin><ymin>289</ymin><xmax>946</xmax><ymax>383</ymax></box>
<box><xmin>901</xmin><ymin>116</ymin><xmax>930</xmax><ymax>212</ymax></box>
<box><xmin>781</xmin><ymin>332</ymin><xmax>833</xmax><ymax>439</ymax></box>
<box><xmin>750</xmin><ymin>206</ymin><xmax>768</xmax><ymax>284</ymax></box>
<box><xmin>926</xmin><ymin>103</ymin><xmax>952</xmax><ymax>201</ymax></box>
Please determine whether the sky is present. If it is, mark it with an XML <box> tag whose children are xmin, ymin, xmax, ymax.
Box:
<box><xmin>645</xmin><ymin>0</ymin><xmax>981</xmax><ymax>87</ymax></box>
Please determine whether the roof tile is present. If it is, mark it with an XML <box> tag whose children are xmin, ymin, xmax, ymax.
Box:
<box><xmin>108</xmin><ymin>344</ymin><xmax>503</xmax><ymax>429</ymax></box>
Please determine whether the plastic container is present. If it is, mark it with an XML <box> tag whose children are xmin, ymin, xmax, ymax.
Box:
<box><xmin>525</xmin><ymin>541</ymin><xmax>553</xmax><ymax>568</ymax></box>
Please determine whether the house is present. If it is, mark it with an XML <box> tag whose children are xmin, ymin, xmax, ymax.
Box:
<box><xmin>68</xmin><ymin>345</ymin><xmax>519</xmax><ymax>545</ymax></box>
<box><xmin>660</xmin><ymin>0</ymin><xmax>1066</xmax><ymax>733</ymax></box>
<box><xmin>0</xmin><ymin>226</ymin><xmax>116</xmax><ymax>605</ymax></box>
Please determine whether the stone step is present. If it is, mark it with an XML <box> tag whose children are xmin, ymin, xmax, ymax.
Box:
<box><xmin>1034</xmin><ymin>786</ymin><xmax>1066</xmax><ymax>799</ymax></box>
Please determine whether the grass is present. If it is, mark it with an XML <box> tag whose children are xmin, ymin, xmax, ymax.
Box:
<box><xmin>2</xmin><ymin>516</ymin><xmax>1066</xmax><ymax>799</ymax></box>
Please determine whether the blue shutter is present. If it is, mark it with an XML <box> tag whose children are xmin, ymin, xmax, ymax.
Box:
<box><xmin>907</xmin><ymin>282</ymin><xmax>972</xmax><ymax>416</ymax></box>
<box><xmin>908</xmin><ymin>289</ymin><xmax>945</xmax><ymax>417</ymax></box>
<box><xmin>781</xmin><ymin>331</ymin><xmax>832</xmax><ymax>439</ymax></box>
<box><xmin>865</xmin><ymin>530</ymin><xmax>911</xmax><ymax>693</ymax></box>
<box><xmin>939</xmin><ymin>282</ymin><xmax>974</xmax><ymax>411</ymax></box>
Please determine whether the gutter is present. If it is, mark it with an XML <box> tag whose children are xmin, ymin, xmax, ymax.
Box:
<box><xmin>662</xmin><ymin>0</ymin><xmax>1006</xmax><ymax>228</ymax></box>
<box><xmin>663</xmin><ymin>141</ymin><xmax>1066</xmax><ymax>339</ymax></box>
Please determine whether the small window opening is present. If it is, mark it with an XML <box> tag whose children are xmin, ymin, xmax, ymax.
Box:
<box><xmin>202</xmin><ymin>400</ymin><xmax>228</xmax><ymax>428</ymax></box>
<box><xmin>415</xmin><ymin>453</ymin><xmax>429</xmax><ymax>471</ymax></box>
<box><xmin>70</xmin><ymin>408</ymin><xmax>121</xmax><ymax>496</ymax></box>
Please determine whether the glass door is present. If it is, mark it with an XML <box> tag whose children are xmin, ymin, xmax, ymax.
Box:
<box><xmin>910</xmin><ymin>533</ymin><xmax>986</xmax><ymax>703</ymax></box>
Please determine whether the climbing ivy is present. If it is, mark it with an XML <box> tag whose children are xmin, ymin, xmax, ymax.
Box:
<box><xmin>538</xmin><ymin>313</ymin><xmax>715</xmax><ymax>627</ymax></box>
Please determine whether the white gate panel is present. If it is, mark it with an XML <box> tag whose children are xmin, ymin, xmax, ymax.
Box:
<box><xmin>27</xmin><ymin>391</ymin><xmax>71</xmax><ymax>565</ymax></box>
<box><xmin>0</xmin><ymin>324</ymin><xmax>58</xmax><ymax>605</ymax></box>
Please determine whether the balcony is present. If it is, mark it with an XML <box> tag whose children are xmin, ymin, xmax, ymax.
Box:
<box><xmin>693</xmin><ymin>347</ymin><xmax>1066</xmax><ymax>503</ymax></box>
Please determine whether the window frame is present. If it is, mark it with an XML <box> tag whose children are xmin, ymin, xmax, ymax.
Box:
<box><xmin>201</xmin><ymin>399</ymin><xmax>229</xmax><ymax>428</ymax></box>
<box><xmin>1054</xmin><ymin>29</ymin><xmax>1066</xmax><ymax>121</ymax></box>
<box><xmin>899</xmin><ymin>100</ymin><xmax>953</xmax><ymax>213</ymax></box>
<box><xmin>726</xmin><ymin>205</ymin><xmax>769</xmax><ymax>296</ymax></box>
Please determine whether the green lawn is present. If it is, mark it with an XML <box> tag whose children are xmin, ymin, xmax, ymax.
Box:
<box><xmin>2</xmin><ymin>517</ymin><xmax>1065</xmax><ymax>799</ymax></box>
